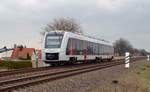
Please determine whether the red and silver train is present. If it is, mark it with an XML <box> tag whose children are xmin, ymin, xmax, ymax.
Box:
<box><xmin>42</xmin><ymin>30</ymin><xmax>114</xmax><ymax>66</ymax></box>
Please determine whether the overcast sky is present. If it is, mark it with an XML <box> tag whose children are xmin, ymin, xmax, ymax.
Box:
<box><xmin>0</xmin><ymin>0</ymin><xmax>150</xmax><ymax>51</ymax></box>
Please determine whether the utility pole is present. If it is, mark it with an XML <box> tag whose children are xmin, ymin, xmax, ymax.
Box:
<box><xmin>147</xmin><ymin>55</ymin><xmax>149</xmax><ymax>61</ymax></box>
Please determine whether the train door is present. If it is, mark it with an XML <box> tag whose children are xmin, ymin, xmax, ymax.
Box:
<box><xmin>84</xmin><ymin>40</ymin><xmax>87</xmax><ymax>60</ymax></box>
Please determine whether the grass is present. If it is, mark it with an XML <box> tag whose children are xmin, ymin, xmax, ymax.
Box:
<box><xmin>90</xmin><ymin>62</ymin><xmax>150</xmax><ymax>92</ymax></box>
<box><xmin>0</xmin><ymin>59</ymin><xmax>32</xmax><ymax>69</ymax></box>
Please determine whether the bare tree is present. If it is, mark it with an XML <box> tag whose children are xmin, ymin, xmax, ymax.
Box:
<box><xmin>113</xmin><ymin>38</ymin><xmax>150</xmax><ymax>56</ymax></box>
<box><xmin>138</xmin><ymin>49</ymin><xmax>148</xmax><ymax>56</ymax></box>
<box><xmin>41</xmin><ymin>18</ymin><xmax>83</xmax><ymax>35</ymax></box>
<box><xmin>113</xmin><ymin>38</ymin><xmax>133</xmax><ymax>56</ymax></box>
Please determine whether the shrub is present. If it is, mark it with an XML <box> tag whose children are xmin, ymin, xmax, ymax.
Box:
<box><xmin>0</xmin><ymin>60</ymin><xmax>32</xmax><ymax>69</ymax></box>
<box><xmin>27</xmin><ymin>53</ymin><xmax>31</xmax><ymax>60</ymax></box>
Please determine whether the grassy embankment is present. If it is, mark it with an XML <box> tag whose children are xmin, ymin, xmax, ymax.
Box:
<box><xmin>91</xmin><ymin>62</ymin><xmax>150</xmax><ymax>92</ymax></box>
<box><xmin>0</xmin><ymin>59</ymin><xmax>32</xmax><ymax>69</ymax></box>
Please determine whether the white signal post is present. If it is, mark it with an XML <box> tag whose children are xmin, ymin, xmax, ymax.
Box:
<box><xmin>36</xmin><ymin>51</ymin><xmax>38</xmax><ymax>68</ymax></box>
<box><xmin>125</xmin><ymin>52</ymin><xmax>130</xmax><ymax>68</ymax></box>
<box><xmin>147</xmin><ymin>55</ymin><xmax>149</xmax><ymax>61</ymax></box>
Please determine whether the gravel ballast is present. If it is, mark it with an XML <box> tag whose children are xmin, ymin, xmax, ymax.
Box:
<box><xmin>15</xmin><ymin>59</ymin><xmax>147</xmax><ymax>92</ymax></box>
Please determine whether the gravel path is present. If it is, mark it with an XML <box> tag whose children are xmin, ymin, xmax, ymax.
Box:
<box><xmin>0</xmin><ymin>68</ymin><xmax>8</xmax><ymax>72</ymax></box>
<box><xmin>15</xmin><ymin>59</ymin><xmax>147</xmax><ymax>92</ymax></box>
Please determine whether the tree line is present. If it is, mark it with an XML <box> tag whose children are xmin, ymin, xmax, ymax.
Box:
<box><xmin>113</xmin><ymin>38</ymin><xmax>149</xmax><ymax>56</ymax></box>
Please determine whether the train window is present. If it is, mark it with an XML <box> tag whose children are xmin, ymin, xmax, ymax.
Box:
<box><xmin>107</xmin><ymin>46</ymin><xmax>110</xmax><ymax>55</ymax></box>
<box><xmin>104</xmin><ymin>45</ymin><xmax>107</xmax><ymax>55</ymax></box>
<box><xmin>76</xmin><ymin>39</ymin><xmax>80</xmax><ymax>55</ymax></box>
<box><xmin>86</xmin><ymin>41</ymin><xmax>88</xmax><ymax>55</ymax></box>
<box><xmin>96</xmin><ymin>43</ymin><xmax>99</xmax><ymax>55</ymax></box>
<box><xmin>87</xmin><ymin>42</ymin><xmax>90</xmax><ymax>55</ymax></box>
<box><xmin>90</xmin><ymin>42</ymin><xmax>93</xmax><ymax>55</ymax></box>
<box><xmin>108</xmin><ymin>46</ymin><xmax>110</xmax><ymax>55</ymax></box>
<box><xmin>106</xmin><ymin>45</ymin><xmax>109</xmax><ymax>55</ymax></box>
<box><xmin>101</xmin><ymin>44</ymin><xmax>103</xmax><ymax>55</ymax></box>
<box><xmin>105</xmin><ymin>45</ymin><xmax>107</xmax><ymax>55</ymax></box>
<box><xmin>72</xmin><ymin>39</ymin><xmax>77</xmax><ymax>55</ymax></box>
<box><xmin>70</xmin><ymin>39</ymin><xmax>83</xmax><ymax>55</ymax></box>
<box><xmin>93</xmin><ymin>43</ymin><xmax>95</xmax><ymax>55</ymax></box>
<box><xmin>66</xmin><ymin>38</ymin><xmax>71</xmax><ymax>55</ymax></box>
<box><xmin>93</xmin><ymin>43</ymin><xmax>96</xmax><ymax>55</ymax></box>
<box><xmin>105</xmin><ymin>45</ymin><xmax>108</xmax><ymax>55</ymax></box>
<box><xmin>110</xmin><ymin>46</ymin><xmax>114</xmax><ymax>55</ymax></box>
<box><xmin>45</xmin><ymin>34</ymin><xmax>63</xmax><ymax>48</ymax></box>
<box><xmin>76</xmin><ymin>39</ymin><xmax>82</xmax><ymax>55</ymax></box>
<box><xmin>98</xmin><ymin>44</ymin><xmax>100</xmax><ymax>55</ymax></box>
<box><xmin>87</xmin><ymin>41</ymin><xmax>90</xmax><ymax>55</ymax></box>
<box><xmin>102</xmin><ymin>44</ymin><xmax>104</xmax><ymax>55</ymax></box>
<box><xmin>66</xmin><ymin>38</ymin><xmax>84</xmax><ymax>55</ymax></box>
<box><xmin>79</xmin><ymin>40</ymin><xmax>84</xmax><ymax>55</ymax></box>
<box><xmin>99</xmin><ymin>44</ymin><xmax>102</xmax><ymax>55</ymax></box>
<box><xmin>95</xmin><ymin>43</ymin><xmax>98</xmax><ymax>55</ymax></box>
<box><xmin>108</xmin><ymin>46</ymin><xmax>111</xmax><ymax>55</ymax></box>
<box><xmin>66</xmin><ymin>38</ymin><xmax>113</xmax><ymax>56</ymax></box>
<box><xmin>109</xmin><ymin>46</ymin><xmax>111</xmax><ymax>55</ymax></box>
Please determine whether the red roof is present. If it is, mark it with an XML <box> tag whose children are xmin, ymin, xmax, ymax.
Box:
<box><xmin>11</xmin><ymin>48</ymin><xmax>35</xmax><ymax>59</ymax></box>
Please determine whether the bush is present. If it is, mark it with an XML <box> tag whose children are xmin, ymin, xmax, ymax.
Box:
<box><xmin>27</xmin><ymin>53</ymin><xmax>31</xmax><ymax>60</ymax></box>
<box><xmin>0</xmin><ymin>60</ymin><xmax>32</xmax><ymax>69</ymax></box>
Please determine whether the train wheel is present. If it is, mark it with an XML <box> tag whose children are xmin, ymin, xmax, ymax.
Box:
<box><xmin>101</xmin><ymin>59</ymin><xmax>104</xmax><ymax>62</ymax></box>
<box><xmin>69</xmin><ymin>57</ymin><xmax>77</xmax><ymax>65</ymax></box>
<box><xmin>60</xmin><ymin>62</ymin><xmax>66</xmax><ymax>66</ymax></box>
<box><xmin>50</xmin><ymin>63</ymin><xmax>57</xmax><ymax>66</ymax></box>
<box><xmin>95</xmin><ymin>57</ymin><xmax>100</xmax><ymax>63</ymax></box>
<box><xmin>107</xmin><ymin>59</ymin><xmax>111</xmax><ymax>62</ymax></box>
<box><xmin>83</xmin><ymin>60</ymin><xmax>88</xmax><ymax>64</ymax></box>
<box><xmin>50</xmin><ymin>62</ymin><xmax>59</xmax><ymax>66</ymax></box>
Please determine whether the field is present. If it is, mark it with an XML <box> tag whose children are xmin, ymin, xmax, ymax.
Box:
<box><xmin>90</xmin><ymin>62</ymin><xmax>150</xmax><ymax>92</ymax></box>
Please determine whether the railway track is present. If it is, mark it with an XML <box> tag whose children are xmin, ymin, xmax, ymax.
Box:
<box><xmin>0</xmin><ymin>57</ymin><xmax>140</xmax><ymax>78</ymax></box>
<box><xmin>0</xmin><ymin>59</ymin><xmax>125</xmax><ymax>78</ymax></box>
<box><xmin>0</xmin><ymin>57</ymin><xmax>145</xmax><ymax>92</ymax></box>
<box><xmin>0</xmin><ymin>67</ymin><xmax>49</xmax><ymax>77</ymax></box>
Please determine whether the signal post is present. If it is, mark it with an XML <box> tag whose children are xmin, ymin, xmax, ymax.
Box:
<box><xmin>125</xmin><ymin>52</ymin><xmax>130</xmax><ymax>68</ymax></box>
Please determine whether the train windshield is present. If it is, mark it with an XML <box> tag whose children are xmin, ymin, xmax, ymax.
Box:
<box><xmin>45</xmin><ymin>34</ymin><xmax>63</xmax><ymax>48</ymax></box>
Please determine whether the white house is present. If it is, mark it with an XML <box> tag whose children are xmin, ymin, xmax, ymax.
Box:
<box><xmin>31</xmin><ymin>50</ymin><xmax>46</xmax><ymax>68</ymax></box>
<box><xmin>0</xmin><ymin>53</ymin><xmax>2</xmax><ymax>58</ymax></box>
<box><xmin>31</xmin><ymin>50</ymin><xmax>37</xmax><ymax>61</ymax></box>
<box><xmin>32</xmin><ymin>50</ymin><xmax>41</xmax><ymax>60</ymax></box>
<box><xmin>0</xmin><ymin>50</ymin><xmax>13</xmax><ymax>59</ymax></box>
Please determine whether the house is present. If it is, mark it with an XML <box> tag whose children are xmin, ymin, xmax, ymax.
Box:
<box><xmin>0</xmin><ymin>53</ymin><xmax>1</xmax><ymax>58</ymax></box>
<box><xmin>31</xmin><ymin>50</ymin><xmax>45</xmax><ymax>68</ymax></box>
<box><xmin>11</xmin><ymin>48</ymin><xmax>35</xmax><ymax>60</ymax></box>
<box><xmin>0</xmin><ymin>50</ymin><xmax>13</xmax><ymax>60</ymax></box>
<box><xmin>32</xmin><ymin>50</ymin><xmax>42</xmax><ymax>60</ymax></box>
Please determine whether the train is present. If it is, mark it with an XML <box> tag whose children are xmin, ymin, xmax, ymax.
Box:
<box><xmin>42</xmin><ymin>30</ymin><xmax>114</xmax><ymax>66</ymax></box>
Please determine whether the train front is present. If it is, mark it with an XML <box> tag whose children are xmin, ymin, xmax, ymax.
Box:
<box><xmin>42</xmin><ymin>31</ymin><xmax>64</xmax><ymax>64</ymax></box>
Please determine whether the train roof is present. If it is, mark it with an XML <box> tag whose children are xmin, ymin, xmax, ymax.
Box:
<box><xmin>46</xmin><ymin>30</ymin><xmax>113</xmax><ymax>46</ymax></box>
